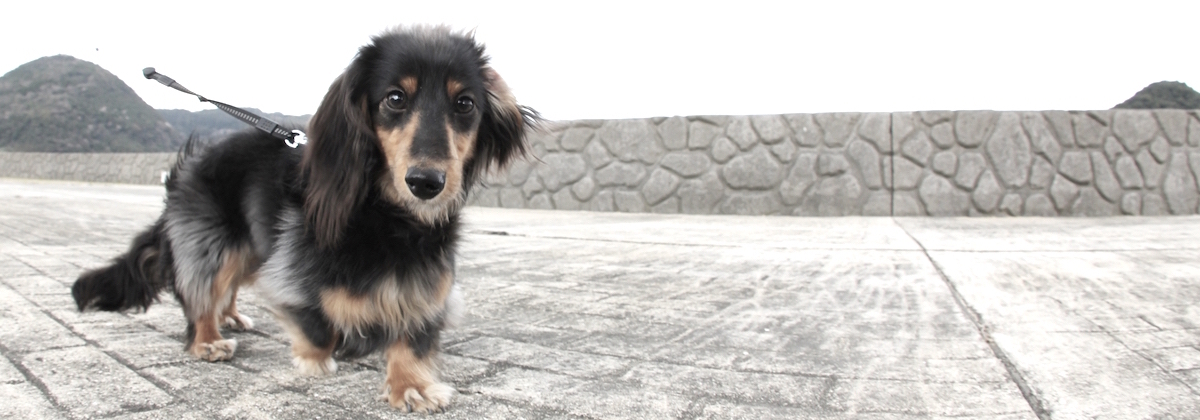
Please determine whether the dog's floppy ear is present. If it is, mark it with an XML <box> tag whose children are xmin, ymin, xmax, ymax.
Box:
<box><xmin>475</xmin><ymin>67</ymin><xmax>539</xmax><ymax>174</ymax></box>
<box><xmin>300</xmin><ymin>59</ymin><xmax>377</xmax><ymax>250</ymax></box>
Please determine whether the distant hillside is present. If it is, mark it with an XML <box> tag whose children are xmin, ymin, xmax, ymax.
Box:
<box><xmin>0</xmin><ymin>55</ymin><xmax>184</xmax><ymax>152</ymax></box>
<box><xmin>158</xmin><ymin>108</ymin><xmax>310</xmax><ymax>142</ymax></box>
<box><xmin>1114</xmin><ymin>81</ymin><xmax>1200</xmax><ymax>109</ymax></box>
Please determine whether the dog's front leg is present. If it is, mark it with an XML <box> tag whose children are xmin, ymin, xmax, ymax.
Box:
<box><xmin>381</xmin><ymin>336</ymin><xmax>453</xmax><ymax>413</ymax></box>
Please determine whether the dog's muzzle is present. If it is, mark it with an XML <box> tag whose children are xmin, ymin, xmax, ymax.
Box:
<box><xmin>405</xmin><ymin>168</ymin><xmax>446</xmax><ymax>200</ymax></box>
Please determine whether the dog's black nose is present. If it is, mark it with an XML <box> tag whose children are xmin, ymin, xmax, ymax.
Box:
<box><xmin>405</xmin><ymin>168</ymin><xmax>446</xmax><ymax>200</ymax></box>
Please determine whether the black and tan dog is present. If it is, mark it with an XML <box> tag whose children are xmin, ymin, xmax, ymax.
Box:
<box><xmin>72</xmin><ymin>26</ymin><xmax>537</xmax><ymax>412</ymax></box>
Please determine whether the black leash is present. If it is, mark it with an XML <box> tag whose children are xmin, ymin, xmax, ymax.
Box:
<box><xmin>143</xmin><ymin>67</ymin><xmax>307</xmax><ymax>148</ymax></box>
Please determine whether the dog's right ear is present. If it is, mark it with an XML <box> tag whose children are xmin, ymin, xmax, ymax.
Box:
<box><xmin>300</xmin><ymin>60</ymin><xmax>377</xmax><ymax>250</ymax></box>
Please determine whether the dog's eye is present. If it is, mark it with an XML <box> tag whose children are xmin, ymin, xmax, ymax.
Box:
<box><xmin>454</xmin><ymin>96</ymin><xmax>474</xmax><ymax>114</ymax></box>
<box><xmin>385</xmin><ymin>90</ymin><xmax>406</xmax><ymax>110</ymax></box>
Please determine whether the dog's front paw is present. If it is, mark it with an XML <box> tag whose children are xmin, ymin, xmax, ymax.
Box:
<box><xmin>223</xmin><ymin>313</ymin><xmax>255</xmax><ymax>331</ymax></box>
<box><xmin>293</xmin><ymin>355</ymin><xmax>337</xmax><ymax>376</ymax></box>
<box><xmin>191</xmin><ymin>338</ymin><xmax>238</xmax><ymax>362</ymax></box>
<box><xmin>382</xmin><ymin>382</ymin><xmax>453</xmax><ymax>413</ymax></box>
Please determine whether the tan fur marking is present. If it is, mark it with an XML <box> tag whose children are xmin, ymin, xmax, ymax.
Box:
<box><xmin>446</xmin><ymin>79</ymin><xmax>464</xmax><ymax>97</ymax></box>
<box><xmin>319</xmin><ymin>268</ymin><xmax>454</xmax><ymax>335</ymax></box>
<box><xmin>189</xmin><ymin>247</ymin><xmax>258</xmax><ymax>360</ymax></box>
<box><xmin>384</xmin><ymin>338</ymin><xmax>452</xmax><ymax>412</ymax></box>
<box><xmin>400</xmin><ymin>77</ymin><xmax>418</xmax><ymax>95</ymax></box>
<box><xmin>377</xmin><ymin>112</ymin><xmax>420</xmax><ymax>204</ymax></box>
<box><xmin>276</xmin><ymin>316</ymin><xmax>337</xmax><ymax>375</ymax></box>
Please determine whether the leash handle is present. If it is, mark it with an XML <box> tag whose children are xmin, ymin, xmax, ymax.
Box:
<box><xmin>142</xmin><ymin>67</ymin><xmax>306</xmax><ymax>148</ymax></box>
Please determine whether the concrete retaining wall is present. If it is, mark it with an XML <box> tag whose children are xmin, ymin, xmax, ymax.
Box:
<box><xmin>5</xmin><ymin>109</ymin><xmax>1200</xmax><ymax>216</ymax></box>
<box><xmin>467</xmin><ymin>110</ymin><xmax>1200</xmax><ymax>216</ymax></box>
<box><xmin>0</xmin><ymin>152</ymin><xmax>175</xmax><ymax>185</ymax></box>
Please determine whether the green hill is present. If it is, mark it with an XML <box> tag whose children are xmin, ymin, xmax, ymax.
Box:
<box><xmin>0</xmin><ymin>55</ymin><xmax>184</xmax><ymax>152</ymax></box>
<box><xmin>1114</xmin><ymin>81</ymin><xmax>1200</xmax><ymax>110</ymax></box>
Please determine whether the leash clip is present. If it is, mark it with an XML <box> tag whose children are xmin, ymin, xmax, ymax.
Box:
<box><xmin>285</xmin><ymin>130</ymin><xmax>308</xmax><ymax>148</ymax></box>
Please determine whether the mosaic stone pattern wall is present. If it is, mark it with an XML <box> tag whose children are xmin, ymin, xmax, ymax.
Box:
<box><xmin>4</xmin><ymin>109</ymin><xmax>1199</xmax><ymax>216</ymax></box>
<box><xmin>467</xmin><ymin>110</ymin><xmax>1200</xmax><ymax>216</ymax></box>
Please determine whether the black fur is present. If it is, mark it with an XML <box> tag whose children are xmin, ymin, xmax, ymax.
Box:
<box><xmin>70</xmin><ymin>27</ymin><xmax>537</xmax><ymax>404</ymax></box>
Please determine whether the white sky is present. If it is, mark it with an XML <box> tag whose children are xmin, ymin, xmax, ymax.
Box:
<box><xmin>3</xmin><ymin>1</ymin><xmax>1198</xmax><ymax>121</ymax></box>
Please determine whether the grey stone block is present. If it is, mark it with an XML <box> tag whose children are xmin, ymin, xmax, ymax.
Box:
<box><xmin>892</xmin><ymin>112</ymin><xmax>917</xmax><ymax>143</ymax></box>
<box><xmin>1072</xmin><ymin>188</ymin><xmax>1115</xmax><ymax>216</ymax></box>
<box><xmin>710</xmin><ymin>137</ymin><xmax>738</xmax><ymax>163</ymax></box>
<box><xmin>571</xmin><ymin>177</ymin><xmax>597</xmax><ymax>201</ymax></box>
<box><xmin>660</xmin><ymin>151</ymin><xmax>711</xmax><ymax>178</ymax></box>
<box><xmin>507</xmin><ymin>158</ymin><xmax>534</xmax><ymax>185</ymax></box>
<box><xmin>1050</xmin><ymin>174</ymin><xmax>1080</xmax><ymax>211</ymax></box>
<box><xmin>1136</xmin><ymin>149</ymin><xmax>1165</xmax><ymax>188</ymax></box>
<box><xmin>688</xmin><ymin>120</ymin><xmax>722</xmax><ymax>150</ymax></box>
<box><xmin>858</xmin><ymin>113</ymin><xmax>891</xmax><ymax>153</ymax></box>
<box><xmin>999</xmin><ymin>193</ymin><xmax>1023</xmax><ymax>216</ymax></box>
<box><xmin>1104</xmin><ymin>136</ymin><xmax>1127</xmax><ymax>161</ymax></box>
<box><xmin>22</xmin><ymin>347</ymin><xmax>173</xmax><ymax>418</ymax></box>
<box><xmin>807</xmin><ymin>174</ymin><xmax>864</xmax><ymax>216</ymax></box>
<box><xmin>862</xmin><ymin>191</ymin><xmax>891</xmax><ymax>216</ymax></box>
<box><xmin>1024</xmin><ymin>193</ymin><xmax>1057</xmax><ymax>216</ymax></box>
<box><xmin>1156</xmin><ymin>110</ymin><xmax>1189</xmax><ymax>145</ymax></box>
<box><xmin>1149</xmin><ymin>136</ymin><xmax>1171</xmax><ymax>163</ymax></box>
<box><xmin>893</xmin><ymin>192</ymin><xmax>924</xmax><ymax>216</ymax></box>
<box><xmin>847</xmin><ymin>140</ymin><xmax>882</xmax><ymax>189</ymax></box>
<box><xmin>780</xmin><ymin>154</ymin><xmax>817</xmax><ymax>205</ymax></box>
<box><xmin>893</xmin><ymin>158</ymin><xmax>924</xmax><ymax>190</ymax></box>
<box><xmin>1044</xmin><ymin>111</ymin><xmax>1076</xmax><ymax>147</ymax></box>
<box><xmin>769</xmin><ymin>141</ymin><xmax>797</xmax><ymax>163</ymax></box>
<box><xmin>815</xmin><ymin>113</ymin><xmax>860</xmax><ymax>147</ymax></box>
<box><xmin>784</xmin><ymin>114</ymin><xmax>821</xmax><ymax>147</ymax></box>
<box><xmin>1163</xmin><ymin>153</ymin><xmax>1199</xmax><ymax>214</ymax></box>
<box><xmin>955</xmin><ymin>111</ymin><xmax>999</xmax><ymax>148</ymax></box>
<box><xmin>529</xmin><ymin>193</ymin><xmax>553</xmax><ymax>209</ymax></box>
<box><xmin>1037</xmin><ymin>155</ymin><xmax>1063</xmax><ymax>189</ymax></box>
<box><xmin>611</xmin><ymin>190</ymin><xmax>643</xmax><ymax>212</ymax></box>
<box><xmin>642</xmin><ymin>168</ymin><xmax>681</xmax><ymax>205</ymax></box>
<box><xmin>751</xmin><ymin>115</ymin><xmax>789</xmax><ymax>144</ymax></box>
<box><xmin>1192</xmin><ymin>152</ymin><xmax>1200</xmax><ymax>189</ymax></box>
<box><xmin>721</xmin><ymin>148</ymin><xmax>783</xmax><ymax>190</ymax></box>
<box><xmin>651</xmin><ymin>196</ymin><xmax>680</xmax><ymax>213</ymax></box>
<box><xmin>1058</xmin><ymin>151</ymin><xmax>1093</xmax><ymax>184</ymax></box>
<box><xmin>920</xmin><ymin>111</ymin><xmax>953</xmax><ymax>125</ymax></box>
<box><xmin>500</xmin><ymin>187</ymin><xmax>526</xmax><ymax>208</ymax></box>
<box><xmin>725</xmin><ymin>116</ymin><xmax>758</xmax><ymax>150</ymax></box>
<box><xmin>930</xmin><ymin>122</ymin><xmax>955</xmax><ymax>150</ymax></box>
<box><xmin>1121</xmin><ymin>192</ymin><xmax>1142</xmax><ymax>215</ymax></box>
<box><xmin>1073</xmin><ymin>113</ymin><xmax>1107</xmax><ymax>148</ymax></box>
<box><xmin>973</xmin><ymin>170</ymin><xmax>1003</xmax><ymax>212</ymax></box>
<box><xmin>1091</xmin><ymin>152</ymin><xmax>1122</xmax><ymax>202</ymax></box>
<box><xmin>589</xmin><ymin>190</ymin><xmax>615</xmax><ymax>212</ymax></box>
<box><xmin>678</xmin><ymin>172</ymin><xmax>725</xmax><ymax>214</ymax></box>
<box><xmin>595</xmin><ymin>162</ymin><xmax>647</xmax><ymax>187</ymax></box>
<box><xmin>584</xmin><ymin>140</ymin><xmax>613</xmax><ymax>168</ymax></box>
<box><xmin>931</xmin><ymin>151</ymin><xmax>957</xmax><ymax>177</ymax></box>
<box><xmin>918</xmin><ymin>175</ymin><xmax>969</xmax><ymax>216</ymax></box>
<box><xmin>1113</xmin><ymin>110</ymin><xmax>1158</xmax><ymax>151</ymax></box>
<box><xmin>954</xmin><ymin>152</ymin><xmax>987</xmax><ymax>189</ymax></box>
<box><xmin>552</xmin><ymin>188</ymin><xmax>581</xmax><ymax>211</ymax></box>
<box><xmin>817</xmin><ymin>154</ymin><xmax>850</xmax><ymax>177</ymax></box>
<box><xmin>522</xmin><ymin>174</ymin><xmax>544</xmax><ymax>196</ymax></box>
<box><xmin>1143</xmin><ymin>194</ymin><xmax>1168</xmax><ymax>215</ymax></box>
<box><xmin>598</xmin><ymin>119</ymin><xmax>664</xmax><ymax>164</ymax></box>
<box><xmin>560</xmin><ymin>126</ymin><xmax>594</xmax><ymax>152</ymax></box>
<box><xmin>659</xmin><ymin>117</ymin><xmax>688</xmax><ymax>151</ymax></box>
<box><xmin>901</xmin><ymin>131</ymin><xmax>933</xmax><ymax>166</ymax></box>
<box><xmin>720</xmin><ymin>193</ymin><xmax>782</xmax><ymax>215</ymax></box>
<box><xmin>1023</xmin><ymin>112</ymin><xmax>1063</xmax><ymax>163</ymax></box>
<box><xmin>539</xmin><ymin>153</ymin><xmax>588</xmax><ymax>191</ymax></box>
<box><xmin>1189</xmin><ymin>116</ymin><xmax>1200</xmax><ymax>147</ymax></box>
<box><xmin>1115</xmin><ymin>155</ymin><xmax>1144</xmax><ymax>188</ymax></box>
<box><xmin>986</xmin><ymin>113</ymin><xmax>1032</xmax><ymax>188</ymax></box>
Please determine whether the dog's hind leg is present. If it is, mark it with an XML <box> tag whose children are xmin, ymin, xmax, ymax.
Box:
<box><xmin>182</xmin><ymin>245</ymin><xmax>257</xmax><ymax>362</ymax></box>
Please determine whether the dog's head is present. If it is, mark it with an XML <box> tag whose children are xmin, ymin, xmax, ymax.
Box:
<box><xmin>301</xmin><ymin>26</ymin><xmax>537</xmax><ymax>248</ymax></box>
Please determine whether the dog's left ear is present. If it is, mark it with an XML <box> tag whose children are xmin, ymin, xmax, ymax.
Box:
<box><xmin>475</xmin><ymin>67</ymin><xmax>539</xmax><ymax>173</ymax></box>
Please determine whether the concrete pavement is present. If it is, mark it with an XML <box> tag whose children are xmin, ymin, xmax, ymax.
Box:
<box><xmin>1</xmin><ymin>177</ymin><xmax>1198</xmax><ymax>419</ymax></box>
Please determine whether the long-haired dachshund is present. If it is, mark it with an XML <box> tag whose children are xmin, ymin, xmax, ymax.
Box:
<box><xmin>71</xmin><ymin>26</ymin><xmax>537</xmax><ymax>412</ymax></box>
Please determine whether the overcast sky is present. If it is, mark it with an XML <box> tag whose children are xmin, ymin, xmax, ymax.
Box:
<box><xmin>4</xmin><ymin>1</ymin><xmax>1198</xmax><ymax>121</ymax></box>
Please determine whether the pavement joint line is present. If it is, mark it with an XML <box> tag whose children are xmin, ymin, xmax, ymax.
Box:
<box><xmin>0</xmin><ymin>340</ymin><xmax>72</xmax><ymax>418</ymax></box>
<box><xmin>894</xmin><ymin>220</ymin><xmax>1052</xmax><ymax>420</ymax></box>
<box><xmin>466</xmin><ymin>229</ymin><xmax>919</xmax><ymax>251</ymax></box>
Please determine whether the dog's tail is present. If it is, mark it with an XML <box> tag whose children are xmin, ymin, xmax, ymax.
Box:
<box><xmin>72</xmin><ymin>217</ymin><xmax>174</xmax><ymax>312</ymax></box>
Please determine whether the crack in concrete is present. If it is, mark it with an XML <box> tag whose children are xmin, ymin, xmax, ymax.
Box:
<box><xmin>894</xmin><ymin>221</ymin><xmax>1053</xmax><ymax>420</ymax></box>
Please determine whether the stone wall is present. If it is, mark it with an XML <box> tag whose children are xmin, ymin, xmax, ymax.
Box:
<box><xmin>5</xmin><ymin>109</ymin><xmax>1199</xmax><ymax>216</ymax></box>
<box><xmin>466</xmin><ymin>110</ymin><xmax>1200</xmax><ymax>216</ymax></box>
<box><xmin>0</xmin><ymin>152</ymin><xmax>175</xmax><ymax>185</ymax></box>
